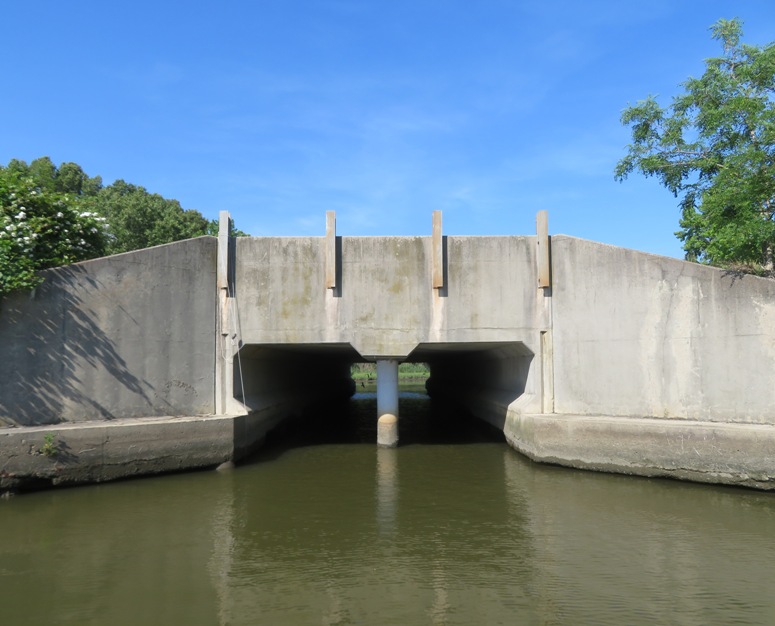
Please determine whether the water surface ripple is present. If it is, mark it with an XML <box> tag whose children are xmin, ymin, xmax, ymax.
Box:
<box><xmin>2</xmin><ymin>391</ymin><xmax>775</xmax><ymax>625</ymax></box>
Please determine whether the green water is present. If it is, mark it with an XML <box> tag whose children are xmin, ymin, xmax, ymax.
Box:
<box><xmin>2</xmin><ymin>388</ymin><xmax>775</xmax><ymax>625</ymax></box>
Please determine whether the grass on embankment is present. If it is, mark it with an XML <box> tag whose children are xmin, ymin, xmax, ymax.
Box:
<box><xmin>350</xmin><ymin>362</ymin><xmax>429</xmax><ymax>381</ymax></box>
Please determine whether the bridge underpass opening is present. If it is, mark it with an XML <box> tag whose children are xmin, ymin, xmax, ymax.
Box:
<box><xmin>408</xmin><ymin>342</ymin><xmax>534</xmax><ymax>433</ymax></box>
<box><xmin>233</xmin><ymin>343</ymin><xmax>360</xmax><ymax>418</ymax></box>
<box><xmin>232</xmin><ymin>341</ymin><xmax>531</xmax><ymax>449</ymax></box>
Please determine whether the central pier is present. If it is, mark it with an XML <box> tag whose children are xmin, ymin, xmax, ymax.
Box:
<box><xmin>376</xmin><ymin>359</ymin><xmax>399</xmax><ymax>447</ymax></box>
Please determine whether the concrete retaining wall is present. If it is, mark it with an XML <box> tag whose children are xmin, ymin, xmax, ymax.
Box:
<box><xmin>503</xmin><ymin>413</ymin><xmax>775</xmax><ymax>490</ymax></box>
<box><xmin>0</xmin><ymin>238</ymin><xmax>218</xmax><ymax>426</ymax></box>
<box><xmin>0</xmin><ymin>412</ymin><xmax>288</xmax><ymax>492</ymax></box>
<box><xmin>495</xmin><ymin>236</ymin><xmax>775</xmax><ymax>491</ymax></box>
<box><xmin>550</xmin><ymin>237</ymin><xmax>775</xmax><ymax>423</ymax></box>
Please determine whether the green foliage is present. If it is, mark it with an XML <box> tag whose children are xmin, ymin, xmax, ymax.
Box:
<box><xmin>83</xmin><ymin>180</ymin><xmax>212</xmax><ymax>255</ymax></box>
<box><xmin>1</xmin><ymin>156</ymin><xmax>247</xmax><ymax>297</ymax></box>
<box><xmin>350</xmin><ymin>363</ymin><xmax>376</xmax><ymax>380</ymax></box>
<box><xmin>7</xmin><ymin>157</ymin><xmax>103</xmax><ymax>196</ymax></box>
<box><xmin>206</xmin><ymin>218</ymin><xmax>249</xmax><ymax>237</ymax></box>
<box><xmin>399</xmin><ymin>362</ymin><xmax>430</xmax><ymax>379</ymax></box>
<box><xmin>1</xmin><ymin>165</ymin><xmax>108</xmax><ymax>296</ymax></box>
<box><xmin>616</xmin><ymin>18</ymin><xmax>775</xmax><ymax>275</ymax></box>
<box><xmin>350</xmin><ymin>362</ymin><xmax>430</xmax><ymax>380</ymax></box>
<box><xmin>40</xmin><ymin>433</ymin><xmax>57</xmax><ymax>458</ymax></box>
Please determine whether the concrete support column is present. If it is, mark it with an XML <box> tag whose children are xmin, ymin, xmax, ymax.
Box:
<box><xmin>376</xmin><ymin>359</ymin><xmax>399</xmax><ymax>447</ymax></box>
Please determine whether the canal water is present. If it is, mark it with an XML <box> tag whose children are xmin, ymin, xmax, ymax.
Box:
<box><xmin>2</xmin><ymin>385</ymin><xmax>775</xmax><ymax>625</ymax></box>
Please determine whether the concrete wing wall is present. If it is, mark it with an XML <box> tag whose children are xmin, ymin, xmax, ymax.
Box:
<box><xmin>551</xmin><ymin>236</ymin><xmax>775</xmax><ymax>423</ymax></box>
<box><xmin>0</xmin><ymin>237</ymin><xmax>217</xmax><ymax>426</ymax></box>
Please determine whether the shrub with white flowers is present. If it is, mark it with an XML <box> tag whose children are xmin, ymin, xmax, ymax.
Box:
<box><xmin>1</xmin><ymin>155</ymin><xmax>242</xmax><ymax>297</ymax></box>
<box><xmin>0</xmin><ymin>170</ymin><xmax>108</xmax><ymax>296</ymax></box>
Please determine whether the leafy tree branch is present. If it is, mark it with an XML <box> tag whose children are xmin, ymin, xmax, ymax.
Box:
<box><xmin>617</xmin><ymin>18</ymin><xmax>775</xmax><ymax>275</ymax></box>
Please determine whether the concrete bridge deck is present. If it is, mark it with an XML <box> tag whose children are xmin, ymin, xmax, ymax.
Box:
<box><xmin>2</xmin><ymin>211</ymin><xmax>775</xmax><ymax>492</ymax></box>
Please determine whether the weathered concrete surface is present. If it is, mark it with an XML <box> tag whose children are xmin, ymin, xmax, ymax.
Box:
<box><xmin>232</xmin><ymin>235</ymin><xmax>546</xmax><ymax>421</ymax></box>
<box><xmin>234</xmin><ymin>235</ymin><xmax>547</xmax><ymax>357</ymax></box>
<box><xmin>0</xmin><ymin>238</ymin><xmax>218</xmax><ymax>426</ymax></box>
<box><xmin>0</xmin><ymin>412</ymin><xmax>286</xmax><ymax>492</ymax></box>
<box><xmin>503</xmin><ymin>412</ymin><xmax>775</xmax><ymax>490</ymax></box>
<box><xmin>489</xmin><ymin>235</ymin><xmax>775</xmax><ymax>490</ymax></box>
<box><xmin>550</xmin><ymin>237</ymin><xmax>775</xmax><ymax>424</ymax></box>
<box><xmin>3</xmin><ymin>221</ymin><xmax>775</xmax><ymax>492</ymax></box>
<box><xmin>0</xmin><ymin>417</ymin><xmax>230</xmax><ymax>491</ymax></box>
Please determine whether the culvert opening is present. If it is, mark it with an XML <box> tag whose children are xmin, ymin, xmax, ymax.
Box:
<box><xmin>409</xmin><ymin>341</ymin><xmax>534</xmax><ymax>432</ymax></box>
<box><xmin>233</xmin><ymin>343</ymin><xmax>360</xmax><ymax>415</ymax></box>
<box><xmin>234</xmin><ymin>341</ymin><xmax>529</xmax><ymax>452</ymax></box>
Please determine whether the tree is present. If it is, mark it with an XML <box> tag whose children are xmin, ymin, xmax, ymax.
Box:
<box><xmin>205</xmin><ymin>218</ymin><xmax>249</xmax><ymax>237</ymax></box>
<box><xmin>6</xmin><ymin>157</ymin><xmax>103</xmax><ymax>197</ymax></box>
<box><xmin>84</xmin><ymin>180</ymin><xmax>212</xmax><ymax>255</ymax></box>
<box><xmin>616</xmin><ymin>18</ymin><xmax>775</xmax><ymax>275</ymax></box>
<box><xmin>0</xmin><ymin>165</ymin><xmax>108</xmax><ymax>296</ymax></box>
<box><xmin>55</xmin><ymin>161</ymin><xmax>103</xmax><ymax>196</ymax></box>
<box><xmin>1</xmin><ymin>156</ymin><xmax>246</xmax><ymax>296</ymax></box>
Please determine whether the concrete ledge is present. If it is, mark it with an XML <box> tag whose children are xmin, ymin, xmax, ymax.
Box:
<box><xmin>0</xmin><ymin>413</ymin><xmax>283</xmax><ymax>493</ymax></box>
<box><xmin>6</xmin><ymin>408</ymin><xmax>774</xmax><ymax>493</ymax></box>
<box><xmin>505</xmin><ymin>412</ymin><xmax>775</xmax><ymax>491</ymax></box>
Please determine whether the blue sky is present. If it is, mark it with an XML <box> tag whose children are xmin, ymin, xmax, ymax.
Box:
<box><xmin>3</xmin><ymin>1</ymin><xmax>774</xmax><ymax>258</ymax></box>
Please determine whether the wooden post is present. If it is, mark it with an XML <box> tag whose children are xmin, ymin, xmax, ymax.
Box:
<box><xmin>536</xmin><ymin>210</ymin><xmax>551</xmax><ymax>288</ymax></box>
<box><xmin>325</xmin><ymin>211</ymin><xmax>337</xmax><ymax>290</ymax></box>
<box><xmin>432</xmin><ymin>210</ymin><xmax>443</xmax><ymax>289</ymax></box>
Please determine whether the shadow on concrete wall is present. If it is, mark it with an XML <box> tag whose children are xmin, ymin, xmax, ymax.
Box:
<box><xmin>0</xmin><ymin>264</ymin><xmax>154</xmax><ymax>427</ymax></box>
<box><xmin>416</xmin><ymin>342</ymin><xmax>533</xmax><ymax>432</ymax></box>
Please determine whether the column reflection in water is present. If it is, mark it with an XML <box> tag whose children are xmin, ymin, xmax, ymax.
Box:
<box><xmin>207</xmin><ymin>470</ymin><xmax>237</xmax><ymax>626</ymax></box>
<box><xmin>376</xmin><ymin>447</ymin><xmax>398</xmax><ymax>536</ymax></box>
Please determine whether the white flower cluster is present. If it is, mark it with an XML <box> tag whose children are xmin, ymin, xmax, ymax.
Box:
<box><xmin>1</xmin><ymin>211</ymin><xmax>37</xmax><ymax>257</ymax></box>
<box><xmin>79</xmin><ymin>210</ymin><xmax>109</xmax><ymax>230</ymax></box>
<box><xmin>1</xmin><ymin>190</ymin><xmax>109</xmax><ymax>261</ymax></box>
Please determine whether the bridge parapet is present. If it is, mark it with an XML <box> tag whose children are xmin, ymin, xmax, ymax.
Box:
<box><xmin>229</xmin><ymin>232</ymin><xmax>547</xmax><ymax>359</ymax></box>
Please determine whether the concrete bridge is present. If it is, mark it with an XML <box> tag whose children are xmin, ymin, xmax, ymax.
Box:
<box><xmin>2</xmin><ymin>211</ymin><xmax>775</xmax><ymax>491</ymax></box>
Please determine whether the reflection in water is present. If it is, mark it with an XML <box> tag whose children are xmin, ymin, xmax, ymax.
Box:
<box><xmin>207</xmin><ymin>470</ymin><xmax>236</xmax><ymax>626</ymax></box>
<box><xmin>376</xmin><ymin>447</ymin><xmax>398</xmax><ymax>537</ymax></box>
<box><xmin>2</xmin><ymin>389</ymin><xmax>775</xmax><ymax>625</ymax></box>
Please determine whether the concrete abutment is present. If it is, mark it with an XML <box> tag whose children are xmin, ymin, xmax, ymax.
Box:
<box><xmin>3</xmin><ymin>210</ymin><xmax>775</xmax><ymax>492</ymax></box>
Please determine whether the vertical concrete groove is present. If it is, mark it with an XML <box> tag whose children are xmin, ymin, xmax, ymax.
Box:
<box><xmin>325</xmin><ymin>211</ymin><xmax>337</xmax><ymax>290</ymax></box>
<box><xmin>214</xmin><ymin>211</ymin><xmax>249</xmax><ymax>415</ymax></box>
<box><xmin>541</xmin><ymin>330</ymin><xmax>555</xmax><ymax>414</ymax></box>
<box><xmin>432</xmin><ymin>210</ymin><xmax>444</xmax><ymax>289</ymax></box>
